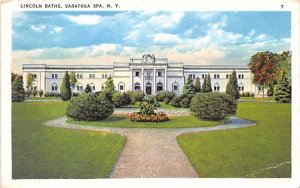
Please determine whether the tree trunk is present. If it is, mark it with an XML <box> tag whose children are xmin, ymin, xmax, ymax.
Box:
<box><xmin>262</xmin><ymin>86</ymin><xmax>265</xmax><ymax>98</ymax></box>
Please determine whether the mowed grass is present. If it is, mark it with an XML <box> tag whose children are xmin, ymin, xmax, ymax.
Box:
<box><xmin>177</xmin><ymin>102</ymin><xmax>291</xmax><ymax>178</ymax></box>
<box><xmin>12</xmin><ymin>102</ymin><xmax>126</xmax><ymax>179</ymax></box>
<box><xmin>68</xmin><ymin>115</ymin><xmax>223</xmax><ymax>128</ymax></box>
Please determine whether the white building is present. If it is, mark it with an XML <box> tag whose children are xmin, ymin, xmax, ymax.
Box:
<box><xmin>22</xmin><ymin>54</ymin><xmax>261</xmax><ymax>95</ymax></box>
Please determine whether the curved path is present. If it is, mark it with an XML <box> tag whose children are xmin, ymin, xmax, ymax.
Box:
<box><xmin>43</xmin><ymin>116</ymin><xmax>255</xmax><ymax>178</ymax></box>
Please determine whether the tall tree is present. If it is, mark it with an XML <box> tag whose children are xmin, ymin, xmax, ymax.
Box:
<box><xmin>201</xmin><ymin>75</ymin><xmax>207</xmax><ymax>92</ymax></box>
<box><xmin>60</xmin><ymin>71</ymin><xmax>72</xmax><ymax>101</ymax></box>
<box><xmin>274</xmin><ymin>70</ymin><xmax>291</xmax><ymax>103</ymax></box>
<box><xmin>205</xmin><ymin>74</ymin><xmax>212</xmax><ymax>92</ymax></box>
<box><xmin>69</xmin><ymin>71</ymin><xmax>77</xmax><ymax>89</ymax></box>
<box><xmin>226</xmin><ymin>70</ymin><xmax>240</xmax><ymax>99</ymax></box>
<box><xmin>11</xmin><ymin>72</ymin><xmax>17</xmax><ymax>82</ymax></box>
<box><xmin>103</xmin><ymin>77</ymin><xmax>116</xmax><ymax>100</ymax></box>
<box><xmin>12</xmin><ymin>75</ymin><xmax>25</xmax><ymax>102</ymax></box>
<box><xmin>26</xmin><ymin>73</ymin><xmax>34</xmax><ymax>89</ymax></box>
<box><xmin>183</xmin><ymin>75</ymin><xmax>196</xmax><ymax>94</ymax></box>
<box><xmin>194</xmin><ymin>77</ymin><xmax>201</xmax><ymax>92</ymax></box>
<box><xmin>248</xmin><ymin>51</ymin><xmax>277</xmax><ymax>98</ymax></box>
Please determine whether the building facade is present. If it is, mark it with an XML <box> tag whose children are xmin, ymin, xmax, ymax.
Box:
<box><xmin>22</xmin><ymin>54</ymin><xmax>261</xmax><ymax>95</ymax></box>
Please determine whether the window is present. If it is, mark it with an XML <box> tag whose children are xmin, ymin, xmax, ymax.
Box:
<box><xmin>258</xmin><ymin>85</ymin><xmax>263</xmax><ymax>91</ymax></box>
<box><xmin>105</xmin><ymin>74</ymin><xmax>108</xmax><ymax>78</ymax></box>
<box><xmin>89</xmin><ymin>74</ymin><xmax>95</xmax><ymax>78</ymax></box>
<box><xmin>102</xmin><ymin>74</ymin><xmax>104</xmax><ymax>78</ymax></box>
<box><xmin>157</xmin><ymin>71</ymin><xmax>162</xmax><ymax>77</ymax></box>
<box><xmin>89</xmin><ymin>84</ymin><xmax>95</xmax><ymax>91</ymax></box>
<box><xmin>32</xmin><ymin>74</ymin><xmax>37</xmax><ymax>80</ymax></box>
<box><xmin>214</xmin><ymin>83</ymin><xmax>220</xmax><ymax>91</ymax></box>
<box><xmin>239</xmin><ymin>83</ymin><xmax>244</xmax><ymax>91</ymax></box>
<box><xmin>51</xmin><ymin>83</ymin><xmax>58</xmax><ymax>91</ymax></box>
<box><xmin>214</xmin><ymin>74</ymin><xmax>220</xmax><ymax>79</ymax></box>
<box><xmin>157</xmin><ymin>82</ymin><xmax>163</xmax><ymax>92</ymax></box>
<box><xmin>172</xmin><ymin>82</ymin><xmax>179</xmax><ymax>93</ymax></box>
<box><xmin>76</xmin><ymin>74</ymin><xmax>83</xmax><ymax>79</ymax></box>
<box><xmin>135</xmin><ymin>71</ymin><xmax>140</xmax><ymax>77</ymax></box>
<box><xmin>118</xmin><ymin>83</ymin><xmax>125</xmax><ymax>91</ymax></box>
<box><xmin>134</xmin><ymin>82</ymin><xmax>141</xmax><ymax>91</ymax></box>
<box><xmin>238</xmin><ymin>74</ymin><xmax>244</xmax><ymax>79</ymax></box>
<box><xmin>52</xmin><ymin>74</ymin><xmax>58</xmax><ymax>79</ymax></box>
<box><xmin>76</xmin><ymin>83</ymin><xmax>83</xmax><ymax>91</ymax></box>
<box><xmin>226</xmin><ymin>74</ymin><xmax>229</xmax><ymax>79</ymax></box>
<box><xmin>109</xmin><ymin>74</ymin><xmax>111</xmax><ymax>78</ymax></box>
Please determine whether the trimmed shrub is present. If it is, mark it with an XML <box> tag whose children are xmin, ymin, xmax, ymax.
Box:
<box><xmin>25</xmin><ymin>89</ymin><xmax>32</xmax><ymax>98</ymax></box>
<box><xmin>66</xmin><ymin>93</ymin><xmax>114</xmax><ymax>121</ymax></box>
<box><xmin>139</xmin><ymin>96</ymin><xmax>159</xmax><ymax>115</ymax></box>
<box><xmin>127</xmin><ymin>112</ymin><xmax>169</xmax><ymax>122</ymax></box>
<box><xmin>156</xmin><ymin>91</ymin><xmax>175</xmax><ymax>102</ymax></box>
<box><xmin>126</xmin><ymin>91</ymin><xmax>145</xmax><ymax>104</ymax></box>
<box><xmin>45</xmin><ymin>92</ymin><xmax>61</xmax><ymax>97</ymax></box>
<box><xmin>170</xmin><ymin>96</ymin><xmax>181</xmax><ymax>107</ymax></box>
<box><xmin>72</xmin><ymin>92</ymin><xmax>79</xmax><ymax>97</ymax></box>
<box><xmin>190</xmin><ymin>92</ymin><xmax>237</xmax><ymax>120</ymax></box>
<box><xmin>244</xmin><ymin>92</ymin><xmax>250</xmax><ymax>97</ymax></box>
<box><xmin>163</xmin><ymin>97</ymin><xmax>170</xmax><ymax>104</ymax></box>
<box><xmin>250</xmin><ymin>92</ymin><xmax>255</xmax><ymax>97</ymax></box>
<box><xmin>240</xmin><ymin>92</ymin><xmax>245</xmax><ymax>97</ymax></box>
<box><xmin>112</xmin><ymin>92</ymin><xmax>131</xmax><ymax>108</ymax></box>
<box><xmin>32</xmin><ymin>90</ymin><xmax>37</xmax><ymax>97</ymax></box>
<box><xmin>38</xmin><ymin>90</ymin><xmax>43</xmax><ymax>97</ymax></box>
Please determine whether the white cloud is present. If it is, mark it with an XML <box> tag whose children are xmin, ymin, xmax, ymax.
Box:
<box><xmin>197</xmin><ymin>12</ymin><xmax>219</xmax><ymax>21</ymax></box>
<box><xmin>248</xmin><ymin>29</ymin><xmax>255</xmax><ymax>36</ymax></box>
<box><xmin>255</xmin><ymin>34</ymin><xmax>269</xmax><ymax>41</ymax></box>
<box><xmin>124</xmin><ymin>30</ymin><xmax>140</xmax><ymax>42</ymax></box>
<box><xmin>152</xmin><ymin>33</ymin><xmax>182</xmax><ymax>44</ymax></box>
<box><xmin>30</xmin><ymin>25</ymin><xmax>46</xmax><ymax>32</ymax></box>
<box><xmin>147</xmin><ymin>12</ymin><xmax>184</xmax><ymax>29</ymax></box>
<box><xmin>63</xmin><ymin>14</ymin><xmax>102</xmax><ymax>25</ymax></box>
<box><xmin>53</xmin><ymin>27</ymin><xmax>63</xmax><ymax>33</ymax></box>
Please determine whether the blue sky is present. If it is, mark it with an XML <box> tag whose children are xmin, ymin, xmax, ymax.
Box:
<box><xmin>12</xmin><ymin>11</ymin><xmax>291</xmax><ymax>73</ymax></box>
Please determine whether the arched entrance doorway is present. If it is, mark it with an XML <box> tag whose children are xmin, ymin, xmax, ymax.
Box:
<box><xmin>145</xmin><ymin>82</ymin><xmax>152</xmax><ymax>95</ymax></box>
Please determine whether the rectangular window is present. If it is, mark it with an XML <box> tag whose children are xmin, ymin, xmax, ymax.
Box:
<box><xmin>214</xmin><ymin>74</ymin><xmax>220</xmax><ymax>79</ymax></box>
<box><xmin>89</xmin><ymin>74</ymin><xmax>95</xmax><ymax>78</ymax></box>
<box><xmin>120</xmin><ymin>85</ymin><xmax>124</xmax><ymax>91</ymax></box>
<box><xmin>202</xmin><ymin>74</ymin><xmax>205</xmax><ymax>79</ymax></box>
<box><xmin>102</xmin><ymin>74</ymin><xmax>104</xmax><ymax>78</ymax></box>
<box><xmin>105</xmin><ymin>74</ymin><xmax>107</xmax><ymax>78</ymax></box>
<box><xmin>226</xmin><ymin>74</ymin><xmax>229</xmax><ymax>79</ymax></box>
<box><xmin>238</xmin><ymin>74</ymin><xmax>244</xmax><ymax>79</ymax></box>
<box><xmin>92</xmin><ymin>86</ymin><xmax>95</xmax><ymax>90</ymax></box>
<box><xmin>52</xmin><ymin>74</ymin><xmax>58</xmax><ymax>79</ymax></box>
<box><xmin>214</xmin><ymin>86</ymin><xmax>220</xmax><ymax>91</ymax></box>
<box><xmin>52</xmin><ymin>86</ymin><xmax>58</xmax><ymax>91</ymax></box>
<box><xmin>174</xmin><ymin>85</ymin><xmax>178</xmax><ymax>91</ymax></box>
<box><xmin>135</xmin><ymin>71</ymin><xmax>140</xmax><ymax>76</ymax></box>
<box><xmin>158</xmin><ymin>72</ymin><xmax>162</xmax><ymax>77</ymax></box>
<box><xmin>76</xmin><ymin>74</ymin><xmax>83</xmax><ymax>79</ymax></box>
<box><xmin>239</xmin><ymin>86</ymin><xmax>244</xmax><ymax>91</ymax></box>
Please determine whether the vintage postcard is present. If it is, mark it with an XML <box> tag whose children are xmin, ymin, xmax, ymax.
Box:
<box><xmin>1</xmin><ymin>0</ymin><xmax>300</xmax><ymax>188</ymax></box>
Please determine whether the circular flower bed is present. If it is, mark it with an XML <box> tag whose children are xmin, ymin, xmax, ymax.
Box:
<box><xmin>127</xmin><ymin>112</ymin><xmax>169</xmax><ymax>122</ymax></box>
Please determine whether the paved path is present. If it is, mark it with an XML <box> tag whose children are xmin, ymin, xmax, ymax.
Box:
<box><xmin>43</xmin><ymin>116</ymin><xmax>255</xmax><ymax>178</ymax></box>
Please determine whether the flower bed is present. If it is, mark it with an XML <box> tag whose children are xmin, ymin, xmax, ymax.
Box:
<box><xmin>127</xmin><ymin>112</ymin><xmax>169</xmax><ymax>122</ymax></box>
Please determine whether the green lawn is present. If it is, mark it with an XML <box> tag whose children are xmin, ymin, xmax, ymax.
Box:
<box><xmin>240</xmin><ymin>96</ymin><xmax>275</xmax><ymax>101</ymax></box>
<box><xmin>68</xmin><ymin>115</ymin><xmax>223</xmax><ymax>128</ymax></box>
<box><xmin>12</xmin><ymin>102</ymin><xmax>126</xmax><ymax>179</ymax></box>
<box><xmin>26</xmin><ymin>96</ymin><xmax>61</xmax><ymax>100</ymax></box>
<box><xmin>177</xmin><ymin>102</ymin><xmax>291</xmax><ymax>178</ymax></box>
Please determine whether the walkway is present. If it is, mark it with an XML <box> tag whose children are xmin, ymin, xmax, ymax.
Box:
<box><xmin>43</xmin><ymin>116</ymin><xmax>256</xmax><ymax>178</ymax></box>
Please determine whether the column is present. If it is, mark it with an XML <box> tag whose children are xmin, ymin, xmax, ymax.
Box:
<box><xmin>153</xmin><ymin>69</ymin><xmax>156</xmax><ymax>94</ymax></box>
<box><xmin>164</xmin><ymin>69</ymin><xmax>167</xmax><ymax>91</ymax></box>
<box><xmin>129</xmin><ymin>69</ymin><xmax>133</xmax><ymax>91</ymax></box>
<box><xmin>141</xmin><ymin>68</ymin><xmax>144</xmax><ymax>93</ymax></box>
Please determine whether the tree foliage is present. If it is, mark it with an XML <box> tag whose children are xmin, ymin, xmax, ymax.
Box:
<box><xmin>190</xmin><ymin>92</ymin><xmax>237</xmax><ymax>120</ymax></box>
<box><xmin>26</xmin><ymin>73</ymin><xmax>34</xmax><ymax>89</ymax></box>
<box><xmin>103</xmin><ymin>77</ymin><xmax>116</xmax><ymax>100</ymax></box>
<box><xmin>226</xmin><ymin>70</ymin><xmax>240</xmax><ymax>99</ymax></box>
<box><xmin>12</xmin><ymin>75</ymin><xmax>25</xmax><ymax>102</ymax></box>
<box><xmin>274</xmin><ymin>70</ymin><xmax>291</xmax><ymax>103</ymax></box>
<box><xmin>202</xmin><ymin>74</ymin><xmax>212</xmax><ymax>93</ymax></box>
<box><xmin>69</xmin><ymin>71</ymin><xmax>77</xmax><ymax>89</ymax></box>
<box><xmin>183</xmin><ymin>75</ymin><xmax>196</xmax><ymax>95</ymax></box>
<box><xmin>248</xmin><ymin>51</ymin><xmax>277</xmax><ymax>97</ymax></box>
<box><xmin>85</xmin><ymin>84</ymin><xmax>92</xmax><ymax>93</ymax></box>
<box><xmin>60</xmin><ymin>71</ymin><xmax>72</xmax><ymax>101</ymax></box>
<box><xmin>201</xmin><ymin>75</ymin><xmax>207</xmax><ymax>92</ymax></box>
<box><xmin>194</xmin><ymin>77</ymin><xmax>201</xmax><ymax>92</ymax></box>
<box><xmin>139</xmin><ymin>96</ymin><xmax>159</xmax><ymax>115</ymax></box>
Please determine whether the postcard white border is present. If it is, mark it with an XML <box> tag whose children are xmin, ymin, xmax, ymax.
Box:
<box><xmin>1</xmin><ymin>0</ymin><xmax>300</xmax><ymax>188</ymax></box>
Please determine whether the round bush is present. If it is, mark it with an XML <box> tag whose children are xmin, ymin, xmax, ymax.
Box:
<box><xmin>66</xmin><ymin>93</ymin><xmax>114</xmax><ymax>121</ymax></box>
<box><xmin>190</xmin><ymin>92</ymin><xmax>237</xmax><ymax>120</ymax></box>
